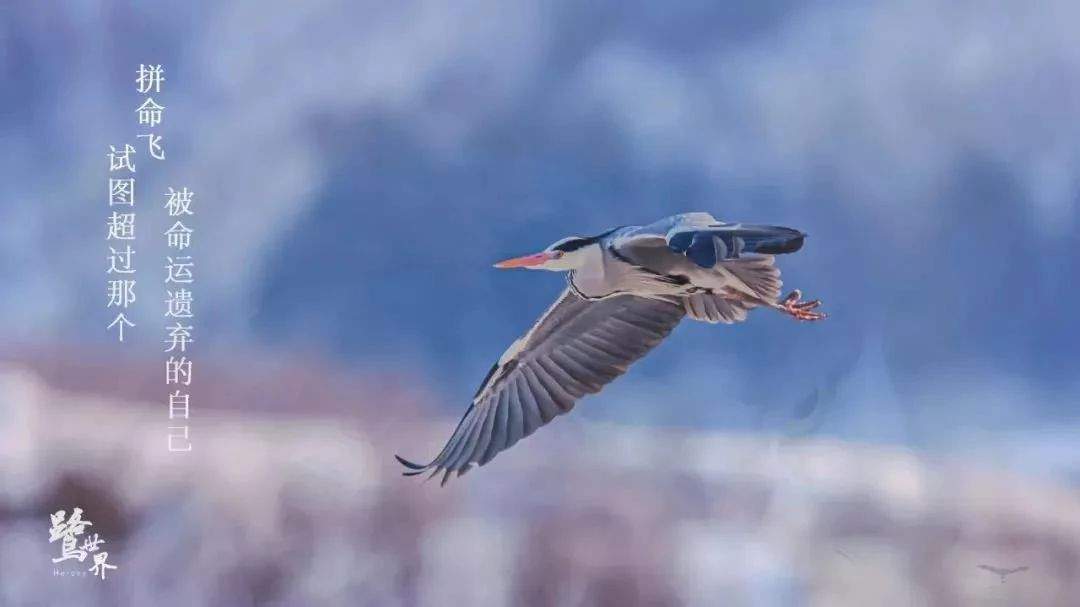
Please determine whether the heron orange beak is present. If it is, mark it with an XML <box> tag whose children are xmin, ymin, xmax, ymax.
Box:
<box><xmin>493</xmin><ymin>251</ymin><xmax>557</xmax><ymax>268</ymax></box>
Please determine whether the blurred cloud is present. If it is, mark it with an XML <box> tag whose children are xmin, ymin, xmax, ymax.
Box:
<box><xmin>1</xmin><ymin>0</ymin><xmax>1078</xmax><ymax>440</ymax></box>
<box><xmin>576</xmin><ymin>0</ymin><xmax>1080</xmax><ymax>238</ymax></box>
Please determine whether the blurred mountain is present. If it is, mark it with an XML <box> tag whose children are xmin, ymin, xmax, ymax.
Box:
<box><xmin>2</xmin><ymin>361</ymin><xmax>1079</xmax><ymax>606</ymax></box>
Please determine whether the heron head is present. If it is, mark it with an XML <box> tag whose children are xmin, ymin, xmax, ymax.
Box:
<box><xmin>494</xmin><ymin>236</ymin><xmax>595</xmax><ymax>271</ymax></box>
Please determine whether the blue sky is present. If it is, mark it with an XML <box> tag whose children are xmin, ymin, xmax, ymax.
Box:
<box><xmin>2</xmin><ymin>0</ymin><xmax>1078</xmax><ymax>453</ymax></box>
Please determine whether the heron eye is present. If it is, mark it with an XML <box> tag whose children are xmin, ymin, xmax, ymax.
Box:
<box><xmin>554</xmin><ymin>251</ymin><xmax>566</xmax><ymax>258</ymax></box>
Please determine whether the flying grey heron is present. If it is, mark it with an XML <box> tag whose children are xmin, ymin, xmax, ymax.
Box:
<box><xmin>396</xmin><ymin>212</ymin><xmax>825</xmax><ymax>484</ymax></box>
<box><xmin>977</xmin><ymin>565</ymin><xmax>1030</xmax><ymax>584</ymax></box>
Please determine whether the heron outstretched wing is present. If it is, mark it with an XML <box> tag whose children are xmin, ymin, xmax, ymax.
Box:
<box><xmin>396</xmin><ymin>288</ymin><xmax>685</xmax><ymax>485</ymax></box>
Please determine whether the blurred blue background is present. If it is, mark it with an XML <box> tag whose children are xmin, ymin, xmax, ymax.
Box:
<box><xmin>6</xmin><ymin>0</ymin><xmax>1079</xmax><ymax>451</ymax></box>
<box><xmin>1</xmin><ymin>1</ymin><xmax>1079</xmax><ymax>605</ymax></box>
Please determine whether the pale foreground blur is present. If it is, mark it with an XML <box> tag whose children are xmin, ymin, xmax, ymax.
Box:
<box><xmin>1</xmin><ymin>356</ymin><xmax>1077</xmax><ymax>607</ymax></box>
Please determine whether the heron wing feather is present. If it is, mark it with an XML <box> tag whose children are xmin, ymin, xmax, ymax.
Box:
<box><xmin>395</xmin><ymin>288</ymin><xmax>684</xmax><ymax>484</ymax></box>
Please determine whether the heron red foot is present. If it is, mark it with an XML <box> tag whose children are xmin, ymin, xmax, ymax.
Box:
<box><xmin>778</xmin><ymin>289</ymin><xmax>826</xmax><ymax>321</ymax></box>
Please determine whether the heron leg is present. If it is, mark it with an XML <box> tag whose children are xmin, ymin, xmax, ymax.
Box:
<box><xmin>723</xmin><ymin>288</ymin><xmax>826</xmax><ymax>321</ymax></box>
<box><xmin>772</xmin><ymin>289</ymin><xmax>826</xmax><ymax>321</ymax></box>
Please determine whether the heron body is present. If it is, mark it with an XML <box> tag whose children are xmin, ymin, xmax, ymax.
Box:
<box><xmin>397</xmin><ymin>212</ymin><xmax>825</xmax><ymax>485</ymax></box>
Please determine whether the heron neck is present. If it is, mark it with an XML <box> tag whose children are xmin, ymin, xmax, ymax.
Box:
<box><xmin>566</xmin><ymin>245</ymin><xmax>609</xmax><ymax>299</ymax></box>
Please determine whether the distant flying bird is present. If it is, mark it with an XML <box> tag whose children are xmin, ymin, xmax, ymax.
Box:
<box><xmin>396</xmin><ymin>212</ymin><xmax>825</xmax><ymax>484</ymax></box>
<box><xmin>977</xmin><ymin>565</ymin><xmax>1029</xmax><ymax>584</ymax></box>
